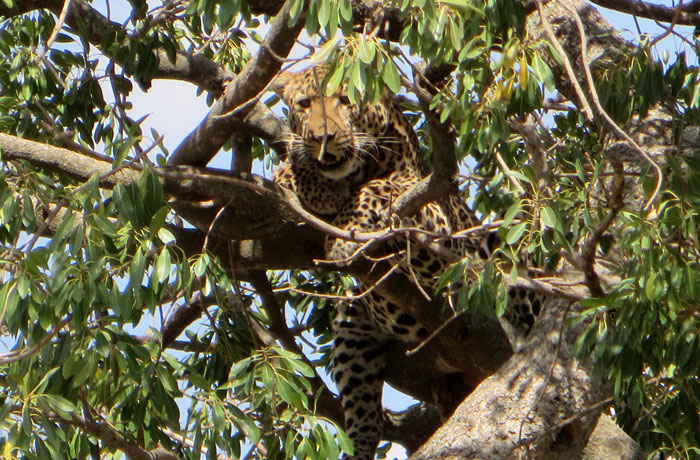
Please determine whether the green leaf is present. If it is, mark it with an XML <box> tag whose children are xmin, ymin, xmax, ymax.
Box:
<box><xmin>645</xmin><ymin>272</ymin><xmax>657</xmax><ymax>300</ymax></box>
<box><xmin>193</xmin><ymin>254</ymin><xmax>209</xmax><ymax>277</ymax></box>
<box><xmin>311</xmin><ymin>37</ymin><xmax>340</xmax><ymax>65</ymax></box>
<box><xmin>327</xmin><ymin>1</ymin><xmax>339</xmax><ymax>36</ymax></box>
<box><xmin>448</xmin><ymin>19</ymin><xmax>463</xmax><ymax>51</ymax></box>
<box><xmin>155</xmin><ymin>248</ymin><xmax>171</xmax><ymax>284</ymax></box>
<box><xmin>157</xmin><ymin>227</ymin><xmax>175</xmax><ymax>245</ymax></box>
<box><xmin>228</xmin><ymin>404</ymin><xmax>261</xmax><ymax>444</ymax></box>
<box><xmin>289</xmin><ymin>0</ymin><xmax>304</xmax><ymax>25</ymax></box>
<box><xmin>322</xmin><ymin>426</ymin><xmax>340</xmax><ymax>460</ymax></box>
<box><xmin>383</xmin><ymin>59</ymin><xmax>401</xmax><ymax>93</ymax></box>
<box><xmin>130</xmin><ymin>248</ymin><xmax>147</xmax><ymax>289</ymax></box>
<box><xmin>540</xmin><ymin>206</ymin><xmax>559</xmax><ymax>230</ymax></box>
<box><xmin>32</xmin><ymin>368</ymin><xmax>60</xmax><ymax>395</ymax></box>
<box><xmin>288</xmin><ymin>358</ymin><xmax>315</xmax><ymax>378</ymax></box>
<box><xmin>157</xmin><ymin>366</ymin><xmax>179</xmax><ymax>394</ymax></box>
<box><xmin>51</xmin><ymin>211</ymin><xmax>76</xmax><ymax>245</ymax></box>
<box><xmin>501</xmin><ymin>199</ymin><xmax>522</xmax><ymax>228</ymax></box>
<box><xmin>336</xmin><ymin>426</ymin><xmax>354</xmax><ymax>457</ymax></box>
<box><xmin>531</xmin><ymin>52</ymin><xmax>555</xmax><ymax>91</ymax></box>
<box><xmin>21</xmin><ymin>190</ymin><xmax>35</xmax><ymax>229</ymax></box>
<box><xmin>326</xmin><ymin>62</ymin><xmax>346</xmax><ymax>94</ymax></box>
<box><xmin>113</xmin><ymin>184</ymin><xmax>135</xmax><ymax>224</ymax></box>
<box><xmin>149</xmin><ymin>206</ymin><xmax>169</xmax><ymax>237</ymax></box>
<box><xmin>506</xmin><ymin>222</ymin><xmax>527</xmax><ymax>245</ymax></box>
<box><xmin>339</xmin><ymin>0</ymin><xmax>352</xmax><ymax>21</ymax></box>
<box><xmin>318</xmin><ymin>0</ymin><xmax>331</xmax><ymax>27</ymax></box>
<box><xmin>357</xmin><ymin>39</ymin><xmax>375</xmax><ymax>64</ymax></box>
<box><xmin>16</xmin><ymin>274</ymin><xmax>30</xmax><ymax>299</ymax></box>
<box><xmin>188</xmin><ymin>367</ymin><xmax>211</xmax><ymax>390</ymax></box>
<box><xmin>212</xmin><ymin>402</ymin><xmax>226</xmax><ymax>432</ymax></box>
<box><xmin>350</xmin><ymin>60</ymin><xmax>365</xmax><ymax>95</ymax></box>
<box><xmin>277</xmin><ymin>374</ymin><xmax>306</xmax><ymax>408</ymax></box>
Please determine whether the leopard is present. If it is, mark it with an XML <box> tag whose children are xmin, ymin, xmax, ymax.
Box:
<box><xmin>271</xmin><ymin>65</ymin><xmax>542</xmax><ymax>460</ymax></box>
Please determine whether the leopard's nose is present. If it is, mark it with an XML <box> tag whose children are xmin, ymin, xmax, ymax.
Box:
<box><xmin>312</xmin><ymin>134</ymin><xmax>341</xmax><ymax>164</ymax></box>
<box><xmin>311</xmin><ymin>133</ymin><xmax>335</xmax><ymax>145</ymax></box>
<box><xmin>318</xmin><ymin>148</ymin><xmax>341</xmax><ymax>165</ymax></box>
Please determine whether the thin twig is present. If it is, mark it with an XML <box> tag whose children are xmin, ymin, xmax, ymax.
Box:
<box><xmin>515</xmin><ymin>395</ymin><xmax>615</xmax><ymax>449</ymax></box>
<box><xmin>568</xmin><ymin>5</ymin><xmax>663</xmax><ymax>210</ymax></box>
<box><xmin>536</xmin><ymin>1</ymin><xmax>594</xmax><ymax>119</ymax></box>
<box><xmin>580</xmin><ymin>162</ymin><xmax>625</xmax><ymax>298</ymax></box>
<box><xmin>495</xmin><ymin>151</ymin><xmax>527</xmax><ymax>194</ymax></box>
<box><xmin>0</xmin><ymin>315</ymin><xmax>71</xmax><ymax>364</ymax></box>
<box><xmin>35</xmin><ymin>0</ymin><xmax>72</xmax><ymax>63</ymax></box>
<box><xmin>279</xmin><ymin>261</ymin><xmax>405</xmax><ymax>302</ymax></box>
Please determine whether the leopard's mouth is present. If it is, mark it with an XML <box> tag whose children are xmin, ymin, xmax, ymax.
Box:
<box><xmin>317</xmin><ymin>149</ymin><xmax>346</xmax><ymax>170</ymax></box>
<box><xmin>314</xmin><ymin>148</ymin><xmax>358</xmax><ymax>180</ymax></box>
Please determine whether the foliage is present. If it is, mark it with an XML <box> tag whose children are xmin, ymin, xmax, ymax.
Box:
<box><xmin>1</xmin><ymin>0</ymin><xmax>700</xmax><ymax>459</ymax></box>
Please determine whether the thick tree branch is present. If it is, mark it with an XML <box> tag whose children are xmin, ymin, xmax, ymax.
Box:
<box><xmin>6</xmin><ymin>0</ymin><xmax>233</xmax><ymax>94</ymax></box>
<box><xmin>167</xmin><ymin>0</ymin><xmax>308</xmax><ymax>166</ymax></box>
<box><xmin>0</xmin><ymin>133</ymin><xmax>140</xmax><ymax>186</ymax></box>
<box><xmin>65</xmin><ymin>413</ymin><xmax>178</xmax><ymax>460</ymax></box>
<box><xmin>2</xmin><ymin>133</ymin><xmax>613</xmax><ymax>303</ymax></box>
<box><xmin>580</xmin><ymin>163</ymin><xmax>625</xmax><ymax>298</ymax></box>
<box><xmin>591</xmin><ymin>0</ymin><xmax>700</xmax><ymax>25</ymax></box>
<box><xmin>410</xmin><ymin>299</ymin><xmax>608</xmax><ymax>460</ymax></box>
<box><xmin>2</xmin><ymin>122</ymin><xmax>642</xmax><ymax>456</ymax></box>
<box><xmin>160</xmin><ymin>293</ymin><xmax>214</xmax><ymax>347</ymax></box>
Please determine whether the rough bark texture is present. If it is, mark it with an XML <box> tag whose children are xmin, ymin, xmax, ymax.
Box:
<box><xmin>411</xmin><ymin>300</ymin><xmax>611</xmax><ymax>459</ymax></box>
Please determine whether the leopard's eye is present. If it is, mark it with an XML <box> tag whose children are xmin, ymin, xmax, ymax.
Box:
<box><xmin>296</xmin><ymin>97</ymin><xmax>311</xmax><ymax>108</ymax></box>
<box><xmin>339</xmin><ymin>95</ymin><xmax>351</xmax><ymax>105</ymax></box>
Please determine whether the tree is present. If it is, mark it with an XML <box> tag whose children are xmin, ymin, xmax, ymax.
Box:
<box><xmin>1</xmin><ymin>0</ymin><xmax>699</xmax><ymax>458</ymax></box>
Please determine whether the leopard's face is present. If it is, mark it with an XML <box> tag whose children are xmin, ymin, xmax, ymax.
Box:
<box><xmin>273</xmin><ymin>67</ymin><xmax>391</xmax><ymax>180</ymax></box>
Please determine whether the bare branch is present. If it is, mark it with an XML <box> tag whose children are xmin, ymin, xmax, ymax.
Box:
<box><xmin>590</xmin><ymin>0</ymin><xmax>700</xmax><ymax>26</ymax></box>
<box><xmin>0</xmin><ymin>133</ymin><xmax>140</xmax><ymax>186</ymax></box>
<box><xmin>535</xmin><ymin>0</ymin><xmax>594</xmax><ymax>119</ymax></box>
<box><xmin>0</xmin><ymin>316</ymin><xmax>71</xmax><ymax>365</ymax></box>
<box><xmin>64</xmin><ymin>413</ymin><xmax>178</xmax><ymax>460</ymax></box>
<box><xmin>580</xmin><ymin>163</ymin><xmax>625</xmax><ymax>298</ymax></box>
<box><xmin>567</xmin><ymin>4</ymin><xmax>663</xmax><ymax>209</ymax></box>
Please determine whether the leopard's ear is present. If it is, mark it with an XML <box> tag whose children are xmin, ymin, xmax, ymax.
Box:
<box><xmin>270</xmin><ymin>71</ymin><xmax>298</xmax><ymax>100</ymax></box>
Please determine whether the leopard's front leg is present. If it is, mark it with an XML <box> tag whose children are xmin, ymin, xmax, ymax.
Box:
<box><xmin>332</xmin><ymin>300</ymin><xmax>389</xmax><ymax>460</ymax></box>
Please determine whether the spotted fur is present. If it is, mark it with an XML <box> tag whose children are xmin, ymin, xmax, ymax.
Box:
<box><xmin>272</xmin><ymin>66</ymin><xmax>540</xmax><ymax>459</ymax></box>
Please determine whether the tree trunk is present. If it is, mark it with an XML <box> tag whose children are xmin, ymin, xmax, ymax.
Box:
<box><xmin>410</xmin><ymin>299</ymin><xmax>646</xmax><ymax>459</ymax></box>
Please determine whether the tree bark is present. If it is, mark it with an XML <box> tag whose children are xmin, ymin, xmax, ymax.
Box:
<box><xmin>410</xmin><ymin>299</ymin><xmax>629</xmax><ymax>459</ymax></box>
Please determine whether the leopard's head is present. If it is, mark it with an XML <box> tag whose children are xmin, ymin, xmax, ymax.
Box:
<box><xmin>272</xmin><ymin>66</ymin><xmax>392</xmax><ymax>180</ymax></box>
